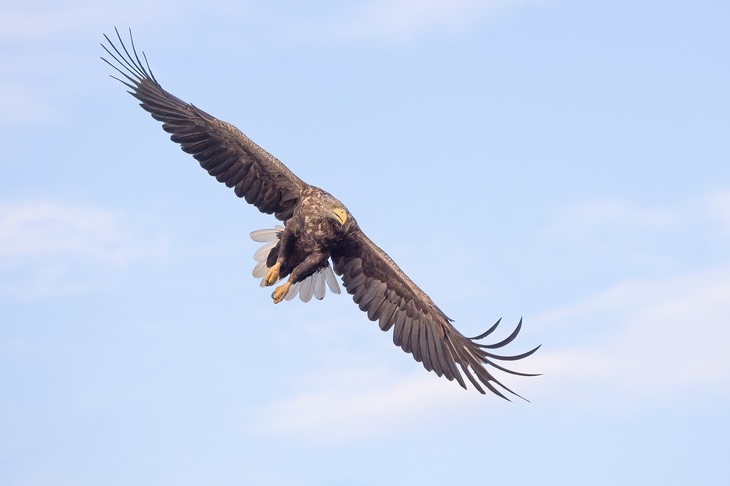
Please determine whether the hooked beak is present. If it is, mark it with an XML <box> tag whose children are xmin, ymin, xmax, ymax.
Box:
<box><xmin>330</xmin><ymin>207</ymin><xmax>348</xmax><ymax>225</ymax></box>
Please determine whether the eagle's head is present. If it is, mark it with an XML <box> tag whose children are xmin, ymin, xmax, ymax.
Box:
<box><xmin>320</xmin><ymin>193</ymin><xmax>349</xmax><ymax>226</ymax></box>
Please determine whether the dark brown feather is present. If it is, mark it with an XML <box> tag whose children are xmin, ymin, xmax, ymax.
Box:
<box><xmin>332</xmin><ymin>229</ymin><xmax>539</xmax><ymax>400</ymax></box>
<box><xmin>101</xmin><ymin>28</ymin><xmax>305</xmax><ymax>221</ymax></box>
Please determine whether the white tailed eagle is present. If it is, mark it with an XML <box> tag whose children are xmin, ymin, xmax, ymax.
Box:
<box><xmin>102</xmin><ymin>29</ymin><xmax>539</xmax><ymax>400</ymax></box>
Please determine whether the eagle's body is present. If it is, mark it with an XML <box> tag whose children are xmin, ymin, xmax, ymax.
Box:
<box><xmin>102</xmin><ymin>29</ymin><xmax>539</xmax><ymax>399</ymax></box>
<box><xmin>265</xmin><ymin>187</ymin><xmax>353</xmax><ymax>301</ymax></box>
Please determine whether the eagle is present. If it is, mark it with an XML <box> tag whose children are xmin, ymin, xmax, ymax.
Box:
<box><xmin>101</xmin><ymin>29</ymin><xmax>540</xmax><ymax>400</ymax></box>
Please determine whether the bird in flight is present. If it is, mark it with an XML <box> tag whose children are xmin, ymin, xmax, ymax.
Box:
<box><xmin>101</xmin><ymin>28</ymin><xmax>540</xmax><ymax>400</ymax></box>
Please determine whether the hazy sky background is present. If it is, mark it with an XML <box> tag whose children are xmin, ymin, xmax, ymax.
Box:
<box><xmin>2</xmin><ymin>1</ymin><xmax>729</xmax><ymax>485</ymax></box>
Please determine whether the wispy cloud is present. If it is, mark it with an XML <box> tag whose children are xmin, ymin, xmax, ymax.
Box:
<box><xmin>530</xmin><ymin>192</ymin><xmax>730</xmax><ymax>279</ymax></box>
<box><xmin>0</xmin><ymin>0</ymin><xmax>533</xmax><ymax>125</ymax></box>
<box><xmin>704</xmin><ymin>189</ymin><xmax>730</xmax><ymax>236</ymax></box>
<box><xmin>0</xmin><ymin>1</ymin><xmax>154</xmax><ymax>125</ymax></box>
<box><xmin>0</xmin><ymin>1</ymin><xmax>178</xmax><ymax>41</ymax></box>
<box><xmin>284</xmin><ymin>0</ymin><xmax>530</xmax><ymax>45</ymax></box>
<box><xmin>249</xmin><ymin>264</ymin><xmax>730</xmax><ymax>444</ymax></box>
<box><xmin>539</xmin><ymin>199</ymin><xmax>682</xmax><ymax>235</ymax></box>
<box><xmin>0</xmin><ymin>201</ymin><xmax>167</xmax><ymax>298</ymax></box>
<box><xmin>1</xmin><ymin>0</ymin><xmax>529</xmax><ymax>45</ymax></box>
<box><xmin>0</xmin><ymin>201</ymin><xmax>147</xmax><ymax>263</ymax></box>
<box><xmin>525</xmin><ymin>191</ymin><xmax>730</xmax><ymax>406</ymax></box>
<box><xmin>537</xmin><ymin>192</ymin><xmax>730</xmax><ymax>243</ymax></box>
<box><xmin>0</xmin><ymin>83</ymin><xmax>61</xmax><ymax>125</ymax></box>
<box><xmin>530</xmin><ymin>266</ymin><xmax>730</xmax><ymax>409</ymax></box>
<box><xmin>246</xmin><ymin>366</ymin><xmax>475</xmax><ymax>443</ymax></box>
<box><xmin>534</xmin><ymin>199</ymin><xmax>683</xmax><ymax>259</ymax></box>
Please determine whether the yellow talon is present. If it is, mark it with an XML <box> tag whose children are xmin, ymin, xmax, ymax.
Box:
<box><xmin>272</xmin><ymin>281</ymin><xmax>292</xmax><ymax>304</ymax></box>
<box><xmin>263</xmin><ymin>260</ymin><xmax>282</xmax><ymax>286</ymax></box>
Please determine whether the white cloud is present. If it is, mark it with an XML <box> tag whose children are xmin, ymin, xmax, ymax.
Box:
<box><xmin>0</xmin><ymin>202</ymin><xmax>143</xmax><ymax>263</ymax></box>
<box><xmin>0</xmin><ymin>1</ymin><xmax>179</xmax><ymax>125</ymax></box>
<box><xmin>529</xmin><ymin>266</ymin><xmax>730</xmax><ymax>409</ymax></box>
<box><xmin>249</xmin><ymin>262</ymin><xmax>730</xmax><ymax>443</ymax></box>
<box><xmin>529</xmin><ymin>192</ymin><xmax>730</xmax><ymax>281</ymax></box>
<box><xmin>0</xmin><ymin>0</ymin><xmax>532</xmax><ymax>125</ymax></box>
<box><xmin>524</xmin><ymin>192</ymin><xmax>730</xmax><ymax>407</ymax></box>
<box><xmin>538</xmin><ymin>192</ymin><xmax>730</xmax><ymax>244</ymax></box>
<box><xmin>0</xmin><ymin>201</ymin><xmax>166</xmax><ymax>298</ymax></box>
<box><xmin>285</xmin><ymin>0</ymin><xmax>530</xmax><ymax>45</ymax></box>
<box><xmin>246</xmin><ymin>366</ymin><xmax>477</xmax><ymax>443</ymax></box>
<box><xmin>534</xmin><ymin>199</ymin><xmax>684</xmax><ymax>258</ymax></box>
<box><xmin>704</xmin><ymin>189</ymin><xmax>730</xmax><ymax>236</ymax></box>
<box><xmin>0</xmin><ymin>83</ymin><xmax>60</xmax><ymax>125</ymax></box>
<box><xmin>0</xmin><ymin>0</ymin><xmax>528</xmax><ymax>45</ymax></box>
<box><xmin>540</xmin><ymin>199</ymin><xmax>682</xmax><ymax>234</ymax></box>
<box><xmin>0</xmin><ymin>1</ymin><xmax>178</xmax><ymax>41</ymax></box>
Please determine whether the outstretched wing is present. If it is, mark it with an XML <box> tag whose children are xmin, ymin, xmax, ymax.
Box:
<box><xmin>331</xmin><ymin>229</ymin><xmax>540</xmax><ymax>400</ymax></box>
<box><xmin>101</xmin><ymin>28</ymin><xmax>305</xmax><ymax>221</ymax></box>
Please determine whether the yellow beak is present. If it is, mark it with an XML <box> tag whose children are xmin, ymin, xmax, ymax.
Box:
<box><xmin>331</xmin><ymin>207</ymin><xmax>348</xmax><ymax>225</ymax></box>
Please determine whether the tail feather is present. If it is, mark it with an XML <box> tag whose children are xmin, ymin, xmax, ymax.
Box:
<box><xmin>250</xmin><ymin>227</ymin><xmax>282</xmax><ymax>243</ymax></box>
<box><xmin>249</xmin><ymin>226</ymin><xmax>341</xmax><ymax>301</ymax></box>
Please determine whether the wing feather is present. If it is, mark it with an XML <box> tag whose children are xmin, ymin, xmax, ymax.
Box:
<box><xmin>376</xmin><ymin>300</ymin><xmax>397</xmax><ymax>330</ymax></box>
<box><xmin>332</xmin><ymin>228</ymin><xmax>539</xmax><ymax>400</ymax></box>
<box><xmin>441</xmin><ymin>335</ymin><xmax>467</xmax><ymax>389</ymax></box>
<box><xmin>101</xmin><ymin>28</ymin><xmax>305</xmax><ymax>221</ymax></box>
<box><xmin>393</xmin><ymin>310</ymin><xmax>408</xmax><ymax>350</ymax></box>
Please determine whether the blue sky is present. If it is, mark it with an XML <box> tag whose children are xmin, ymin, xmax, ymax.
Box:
<box><xmin>2</xmin><ymin>0</ymin><xmax>729</xmax><ymax>484</ymax></box>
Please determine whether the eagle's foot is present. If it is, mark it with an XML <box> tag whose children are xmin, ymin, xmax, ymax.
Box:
<box><xmin>272</xmin><ymin>280</ymin><xmax>292</xmax><ymax>304</ymax></box>
<box><xmin>263</xmin><ymin>261</ymin><xmax>282</xmax><ymax>286</ymax></box>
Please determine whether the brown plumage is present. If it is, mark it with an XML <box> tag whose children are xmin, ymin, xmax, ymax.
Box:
<box><xmin>101</xmin><ymin>28</ymin><xmax>540</xmax><ymax>400</ymax></box>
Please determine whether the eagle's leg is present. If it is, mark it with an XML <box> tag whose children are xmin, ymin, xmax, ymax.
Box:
<box><xmin>271</xmin><ymin>251</ymin><xmax>329</xmax><ymax>304</ymax></box>
<box><xmin>263</xmin><ymin>260</ymin><xmax>282</xmax><ymax>286</ymax></box>
<box><xmin>264</xmin><ymin>225</ymin><xmax>295</xmax><ymax>287</ymax></box>
<box><xmin>272</xmin><ymin>279</ymin><xmax>291</xmax><ymax>304</ymax></box>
